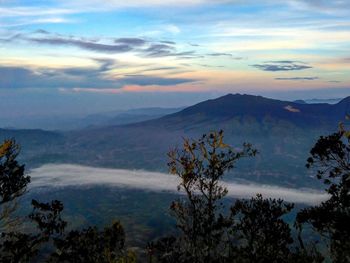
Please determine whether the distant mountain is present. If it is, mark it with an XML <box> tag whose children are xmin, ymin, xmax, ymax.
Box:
<box><xmin>138</xmin><ymin>94</ymin><xmax>349</xmax><ymax>130</ymax></box>
<box><xmin>83</xmin><ymin>107</ymin><xmax>184</xmax><ymax>127</ymax></box>
<box><xmin>2</xmin><ymin>94</ymin><xmax>349</xmax><ymax>188</ymax></box>
<box><xmin>293</xmin><ymin>100</ymin><xmax>307</xmax><ymax>104</ymax></box>
<box><xmin>0</xmin><ymin>128</ymin><xmax>64</xmax><ymax>167</ymax></box>
<box><xmin>0</xmin><ymin>107</ymin><xmax>184</xmax><ymax>130</ymax></box>
<box><xmin>304</xmin><ymin>98</ymin><xmax>343</xmax><ymax>104</ymax></box>
<box><xmin>57</xmin><ymin>94</ymin><xmax>349</xmax><ymax>187</ymax></box>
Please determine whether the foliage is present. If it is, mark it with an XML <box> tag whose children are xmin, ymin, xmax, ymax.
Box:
<box><xmin>49</xmin><ymin>221</ymin><xmax>135</xmax><ymax>263</ymax></box>
<box><xmin>230</xmin><ymin>194</ymin><xmax>323</xmax><ymax>263</ymax></box>
<box><xmin>0</xmin><ymin>139</ymin><xmax>30</xmax><ymax>230</ymax></box>
<box><xmin>150</xmin><ymin>131</ymin><xmax>326</xmax><ymax>263</ymax></box>
<box><xmin>150</xmin><ymin>131</ymin><xmax>256</xmax><ymax>262</ymax></box>
<box><xmin>229</xmin><ymin>194</ymin><xmax>294</xmax><ymax>262</ymax></box>
<box><xmin>0</xmin><ymin>139</ymin><xmax>30</xmax><ymax>204</ymax></box>
<box><xmin>296</xmin><ymin>126</ymin><xmax>350</xmax><ymax>262</ymax></box>
<box><xmin>0</xmin><ymin>139</ymin><xmax>133</xmax><ymax>262</ymax></box>
<box><xmin>0</xmin><ymin>199</ymin><xmax>66</xmax><ymax>262</ymax></box>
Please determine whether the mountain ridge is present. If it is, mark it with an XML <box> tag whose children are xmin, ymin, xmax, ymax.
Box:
<box><xmin>121</xmin><ymin>93</ymin><xmax>349</xmax><ymax>130</ymax></box>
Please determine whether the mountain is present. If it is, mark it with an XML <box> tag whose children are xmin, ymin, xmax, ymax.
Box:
<box><xmin>2</xmin><ymin>94</ymin><xmax>349</xmax><ymax>187</ymax></box>
<box><xmin>0</xmin><ymin>107</ymin><xmax>183</xmax><ymax>131</ymax></box>
<box><xmin>83</xmin><ymin>107</ymin><xmax>184</xmax><ymax>127</ymax></box>
<box><xmin>293</xmin><ymin>100</ymin><xmax>307</xmax><ymax>104</ymax></box>
<box><xmin>56</xmin><ymin>94</ymin><xmax>349</xmax><ymax>187</ymax></box>
<box><xmin>144</xmin><ymin>94</ymin><xmax>348</xmax><ymax>129</ymax></box>
<box><xmin>0</xmin><ymin>128</ymin><xmax>64</xmax><ymax>167</ymax></box>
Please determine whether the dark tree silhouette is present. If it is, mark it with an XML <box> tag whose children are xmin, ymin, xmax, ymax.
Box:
<box><xmin>1</xmin><ymin>199</ymin><xmax>66</xmax><ymax>262</ymax></box>
<box><xmin>150</xmin><ymin>131</ymin><xmax>256</xmax><ymax>263</ymax></box>
<box><xmin>0</xmin><ymin>139</ymin><xmax>133</xmax><ymax>262</ymax></box>
<box><xmin>49</xmin><ymin>221</ymin><xmax>135</xmax><ymax>263</ymax></box>
<box><xmin>230</xmin><ymin>194</ymin><xmax>294</xmax><ymax>262</ymax></box>
<box><xmin>229</xmin><ymin>194</ymin><xmax>323</xmax><ymax>263</ymax></box>
<box><xmin>0</xmin><ymin>139</ymin><xmax>30</xmax><ymax>205</ymax></box>
<box><xmin>0</xmin><ymin>139</ymin><xmax>30</xmax><ymax>230</ymax></box>
<box><xmin>150</xmin><ymin>131</ymin><xmax>325</xmax><ymax>263</ymax></box>
<box><xmin>296</xmin><ymin>126</ymin><xmax>350</xmax><ymax>263</ymax></box>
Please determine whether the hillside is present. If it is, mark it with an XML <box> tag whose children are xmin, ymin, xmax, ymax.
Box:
<box><xmin>1</xmin><ymin>94</ymin><xmax>349</xmax><ymax>187</ymax></box>
<box><xmin>0</xmin><ymin>128</ymin><xmax>65</xmax><ymax>167</ymax></box>
<box><xmin>144</xmin><ymin>94</ymin><xmax>348</xmax><ymax>129</ymax></box>
<box><xmin>58</xmin><ymin>94</ymin><xmax>349</xmax><ymax>187</ymax></box>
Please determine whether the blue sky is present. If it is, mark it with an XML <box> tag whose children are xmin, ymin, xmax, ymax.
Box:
<box><xmin>0</xmin><ymin>0</ymin><xmax>349</xmax><ymax>116</ymax></box>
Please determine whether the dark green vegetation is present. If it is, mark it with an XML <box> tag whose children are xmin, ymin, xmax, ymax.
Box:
<box><xmin>1</xmin><ymin>125</ymin><xmax>349</xmax><ymax>262</ymax></box>
<box><xmin>1</xmin><ymin>94</ymin><xmax>349</xmax><ymax>187</ymax></box>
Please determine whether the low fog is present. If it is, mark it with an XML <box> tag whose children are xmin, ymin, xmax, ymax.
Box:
<box><xmin>29</xmin><ymin>164</ymin><xmax>328</xmax><ymax>205</ymax></box>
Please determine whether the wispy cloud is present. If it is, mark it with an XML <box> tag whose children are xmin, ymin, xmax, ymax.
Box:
<box><xmin>0</xmin><ymin>6</ymin><xmax>76</xmax><ymax>27</ymax></box>
<box><xmin>286</xmin><ymin>0</ymin><xmax>350</xmax><ymax>14</ymax></box>
<box><xmin>207</xmin><ymin>53</ymin><xmax>244</xmax><ymax>60</ymax></box>
<box><xmin>2</xmin><ymin>30</ymin><xmax>197</xmax><ymax>58</ymax></box>
<box><xmin>29</xmin><ymin>164</ymin><xmax>328</xmax><ymax>205</ymax></box>
<box><xmin>252</xmin><ymin>61</ymin><xmax>312</xmax><ymax>71</ymax></box>
<box><xmin>0</xmin><ymin>59</ymin><xmax>198</xmax><ymax>89</ymax></box>
<box><xmin>0</xmin><ymin>6</ymin><xmax>74</xmax><ymax>17</ymax></box>
<box><xmin>275</xmin><ymin>77</ymin><xmax>319</xmax><ymax>81</ymax></box>
<box><xmin>30</xmin><ymin>36</ymin><xmax>134</xmax><ymax>53</ymax></box>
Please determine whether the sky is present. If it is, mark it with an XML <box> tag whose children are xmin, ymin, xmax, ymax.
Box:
<box><xmin>0</xmin><ymin>0</ymin><xmax>350</xmax><ymax>116</ymax></box>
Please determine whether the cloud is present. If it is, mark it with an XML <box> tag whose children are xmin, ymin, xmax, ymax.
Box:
<box><xmin>0</xmin><ymin>6</ymin><xmax>74</xmax><ymax>18</ymax></box>
<box><xmin>208</xmin><ymin>52</ymin><xmax>232</xmax><ymax>57</ymax></box>
<box><xmin>207</xmin><ymin>53</ymin><xmax>244</xmax><ymax>60</ymax></box>
<box><xmin>287</xmin><ymin>0</ymin><xmax>350</xmax><ymax>14</ymax></box>
<box><xmin>29</xmin><ymin>164</ymin><xmax>328</xmax><ymax>205</ymax></box>
<box><xmin>198</xmin><ymin>64</ymin><xmax>225</xmax><ymax>68</ymax></box>
<box><xmin>29</xmin><ymin>36</ymin><xmax>134</xmax><ymax>53</ymax></box>
<box><xmin>34</xmin><ymin>29</ymin><xmax>50</xmax><ymax>34</ymax></box>
<box><xmin>252</xmin><ymin>61</ymin><xmax>312</xmax><ymax>71</ymax></box>
<box><xmin>0</xmin><ymin>60</ymin><xmax>118</xmax><ymax>89</ymax></box>
<box><xmin>164</xmin><ymin>24</ymin><xmax>181</xmax><ymax>34</ymax></box>
<box><xmin>0</xmin><ymin>6</ymin><xmax>77</xmax><ymax>27</ymax></box>
<box><xmin>142</xmin><ymin>43</ymin><xmax>196</xmax><ymax>58</ymax></box>
<box><xmin>1</xmin><ymin>1</ymin><xmax>348</xmax><ymax>24</ymax></box>
<box><xmin>2</xmin><ymin>30</ymin><xmax>196</xmax><ymax>58</ymax></box>
<box><xmin>114</xmin><ymin>37</ymin><xmax>147</xmax><ymax>46</ymax></box>
<box><xmin>122</xmin><ymin>75</ymin><xmax>196</xmax><ymax>86</ymax></box>
<box><xmin>161</xmin><ymin>40</ymin><xmax>176</xmax><ymax>45</ymax></box>
<box><xmin>275</xmin><ymin>77</ymin><xmax>319</xmax><ymax>81</ymax></box>
<box><xmin>0</xmin><ymin>60</ymin><xmax>198</xmax><ymax>89</ymax></box>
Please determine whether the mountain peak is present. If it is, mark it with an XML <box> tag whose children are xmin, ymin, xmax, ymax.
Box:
<box><xmin>154</xmin><ymin>93</ymin><xmax>342</xmax><ymax>129</ymax></box>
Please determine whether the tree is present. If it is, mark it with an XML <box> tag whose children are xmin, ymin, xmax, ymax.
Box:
<box><xmin>0</xmin><ymin>139</ymin><xmax>30</xmax><ymax>230</ymax></box>
<box><xmin>0</xmin><ymin>139</ymin><xmax>133</xmax><ymax>262</ymax></box>
<box><xmin>229</xmin><ymin>194</ymin><xmax>323</xmax><ymax>263</ymax></box>
<box><xmin>151</xmin><ymin>131</ymin><xmax>256</xmax><ymax>263</ymax></box>
<box><xmin>49</xmin><ymin>221</ymin><xmax>136</xmax><ymax>263</ymax></box>
<box><xmin>150</xmin><ymin>131</ymin><xmax>324</xmax><ymax>263</ymax></box>
<box><xmin>0</xmin><ymin>199</ymin><xmax>66</xmax><ymax>262</ymax></box>
<box><xmin>229</xmin><ymin>194</ymin><xmax>294</xmax><ymax>262</ymax></box>
<box><xmin>296</xmin><ymin>125</ymin><xmax>350</xmax><ymax>263</ymax></box>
